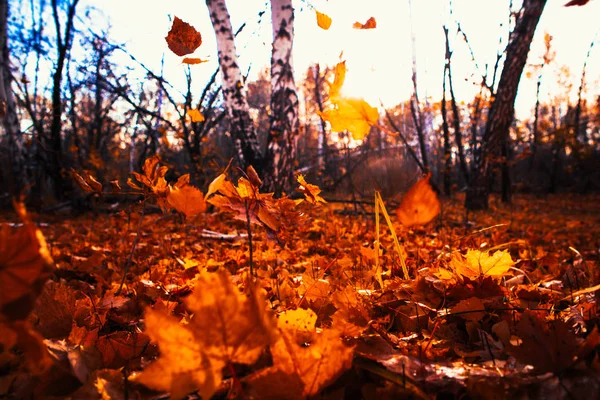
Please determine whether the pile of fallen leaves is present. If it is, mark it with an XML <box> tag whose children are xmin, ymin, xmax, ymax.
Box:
<box><xmin>1</xmin><ymin>160</ymin><xmax>599</xmax><ymax>399</ymax></box>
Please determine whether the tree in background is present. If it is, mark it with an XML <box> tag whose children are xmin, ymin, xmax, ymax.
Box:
<box><xmin>466</xmin><ymin>0</ymin><xmax>547</xmax><ymax>210</ymax></box>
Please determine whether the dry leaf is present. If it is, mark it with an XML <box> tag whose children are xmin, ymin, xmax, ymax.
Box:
<box><xmin>165</xmin><ymin>17</ymin><xmax>202</xmax><ymax>56</ymax></box>
<box><xmin>564</xmin><ymin>0</ymin><xmax>590</xmax><ymax>6</ymax></box>
<box><xmin>320</xmin><ymin>97</ymin><xmax>379</xmax><ymax>140</ymax></box>
<box><xmin>167</xmin><ymin>185</ymin><xmax>207</xmax><ymax>218</ymax></box>
<box><xmin>353</xmin><ymin>16</ymin><xmax>377</xmax><ymax>29</ymax></box>
<box><xmin>315</xmin><ymin>10</ymin><xmax>332</xmax><ymax>30</ymax></box>
<box><xmin>186</xmin><ymin>108</ymin><xmax>205</xmax><ymax>122</ymax></box>
<box><xmin>182</xmin><ymin>57</ymin><xmax>209</xmax><ymax>65</ymax></box>
<box><xmin>396</xmin><ymin>173</ymin><xmax>440</xmax><ymax>226</ymax></box>
<box><xmin>451</xmin><ymin>249</ymin><xmax>514</xmax><ymax>280</ymax></box>
<box><xmin>0</xmin><ymin>204</ymin><xmax>54</xmax><ymax>321</ymax></box>
<box><xmin>296</xmin><ymin>174</ymin><xmax>326</xmax><ymax>204</ymax></box>
<box><xmin>450</xmin><ymin>297</ymin><xmax>486</xmax><ymax>322</ymax></box>
<box><xmin>330</xmin><ymin>61</ymin><xmax>346</xmax><ymax>98</ymax></box>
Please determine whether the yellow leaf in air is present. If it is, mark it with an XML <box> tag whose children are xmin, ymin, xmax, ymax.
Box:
<box><xmin>451</xmin><ymin>249</ymin><xmax>514</xmax><ymax>279</ymax></box>
<box><xmin>315</xmin><ymin>10</ymin><xmax>332</xmax><ymax>30</ymax></box>
<box><xmin>167</xmin><ymin>185</ymin><xmax>207</xmax><ymax>218</ymax></box>
<box><xmin>321</xmin><ymin>96</ymin><xmax>378</xmax><ymax>140</ymax></box>
<box><xmin>186</xmin><ymin>108</ymin><xmax>205</xmax><ymax>122</ymax></box>
<box><xmin>396</xmin><ymin>172</ymin><xmax>440</xmax><ymax>226</ymax></box>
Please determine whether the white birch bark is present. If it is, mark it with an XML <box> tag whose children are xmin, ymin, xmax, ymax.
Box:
<box><xmin>264</xmin><ymin>0</ymin><xmax>298</xmax><ymax>194</ymax></box>
<box><xmin>0</xmin><ymin>0</ymin><xmax>25</xmax><ymax>195</ymax></box>
<box><xmin>205</xmin><ymin>0</ymin><xmax>263</xmax><ymax>170</ymax></box>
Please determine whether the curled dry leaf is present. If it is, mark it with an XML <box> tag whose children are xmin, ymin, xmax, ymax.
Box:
<box><xmin>353</xmin><ymin>16</ymin><xmax>377</xmax><ymax>29</ymax></box>
<box><xmin>396</xmin><ymin>172</ymin><xmax>440</xmax><ymax>226</ymax></box>
<box><xmin>182</xmin><ymin>57</ymin><xmax>209</xmax><ymax>65</ymax></box>
<box><xmin>296</xmin><ymin>174</ymin><xmax>326</xmax><ymax>204</ymax></box>
<box><xmin>315</xmin><ymin>10</ymin><xmax>332</xmax><ymax>30</ymax></box>
<box><xmin>165</xmin><ymin>16</ymin><xmax>202</xmax><ymax>56</ymax></box>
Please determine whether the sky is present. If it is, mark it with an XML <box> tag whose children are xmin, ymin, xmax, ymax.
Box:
<box><xmin>82</xmin><ymin>0</ymin><xmax>600</xmax><ymax>120</ymax></box>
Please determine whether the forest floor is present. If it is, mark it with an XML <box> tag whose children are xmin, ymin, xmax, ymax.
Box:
<box><xmin>1</xmin><ymin>192</ymin><xmax>600</xmax><ymax>399</ymax></box>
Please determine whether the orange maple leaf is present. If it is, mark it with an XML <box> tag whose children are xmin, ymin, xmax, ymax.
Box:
<box><xmin>165</xmin><ymin>17</ymin><xmax>202</xmax><ymax>57</ymax></box>
<box><xmin>135</xmin><ymin>271</ymin><xmax>277</xmax><ymax>399</ymax></box>
<box><xmin>396</xmin><ymin>172</ymin><xmax>440</xmax><ymax>226</ymax></box>
<box><xmin>450</xmin><ymin>249</ymin><xmax>514</xmax><ymax>280</ymax></box>
<box><xmin>167</xmin><ymin>185</ymin><xmax>207</xmax><ymax>218</ymax></box>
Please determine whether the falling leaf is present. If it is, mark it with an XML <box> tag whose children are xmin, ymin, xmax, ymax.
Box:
<box><xmin>320</xmin><ymin>97</ymin><xmax>379</xmax><ymax>140</ymax></box>
<box><xmin>187</xmin><ymin>108</ymin><xmax>205</xmax><ymax>122</ymax></box>
<box><xmin>296</xmin><ymin>175</ymin><xmax>326</xmax><ymax>204</ymax></box>
<box><xmin>353</xmin><ymin>16</ymin><xmax>377</xmax><ymax>29</ymax></box>
<box><xmin>330</xmin><ymin>61</ymin><xmax>346</xmax><ymax>98</ymax></box>
<box><xmin>315</xmin><ymin>10</ymin><xmax>332</xmax><ymax>30</ymax></box>
<box><xmin>0</xmin><ymin>203</ymin><xmax>54</xmax><ymax>321</ymax></box>
<box><xmin>167</xmin><ymin>185</ymin><xmax>207</xmax><ymax>218</ymax></box>
<box><xmin>396</xmin><ymin>173</ymin><xmax>440</xmax><ymax>226</ymax></box>
<box><xmin>451</xmin><ymin>249</ymin><xmax>514</xmax><ymax>279</ymax></box>
<box><xmin>564</xmin><ymin>0</ymin><xmax>590</xmax><ymax>6</ymax></box>
<box><xmin>182</xmin><ymin>57</ymin><xmax>209</xmax><ymax>65</ymax></box>
<box><xmin>165</xmin><ymin>17</ymin><xmax>202</xmax><ymax>57</ymax></box>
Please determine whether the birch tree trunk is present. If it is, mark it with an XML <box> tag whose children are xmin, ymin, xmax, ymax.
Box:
<box><xmin>0</xmin><ymin>0</ymin><xmax>24</xmax><ymax>197</ymax></box>
<box><xmin>263</xmin><ymin>0</ymin><xmax>298</xmax><ymax>195</ymax></box>
<box><xmin>465</xmin><ymin>0</ymin><xmax>546</xmax><ymax>210</ymax></box>
<box><xmin>206</xmin><ymin>0</ymin><xmax>263</xmax><ymax>171</ymax></box>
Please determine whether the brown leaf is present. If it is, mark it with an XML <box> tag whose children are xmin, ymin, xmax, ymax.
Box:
<box><xmin>564</xmin><ymin>0</ymin><xmax>590</xmax><ymax>6</ymax></box>
<box><xmin>450</xmin><ymin>297</ymin><xmax>486</xmax><ymax>322</ymax></box>
<box><xmin>297</xmin><ymin>174</ymin><xmax>326</xmax><ymax>204</ymax></box>
<box><xmin>167</xmin><ymin>185</ymin><xmax>207</xmax><ymax>218</ymax></box>
<box><xmin>165</xmin><ymin>17</ymin><xmax>202</xmax><ymax>56</ymax></box>
<box><xmin>182</xmin><ymin>57</ymin><xmax>209</xmax><ymax>65</ymax></box>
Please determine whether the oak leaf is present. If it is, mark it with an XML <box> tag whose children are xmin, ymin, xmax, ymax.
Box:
<box><xmin>396</xmin><ymin>172</ymin><xmax>440</xmax><ymax>226</ymax></box>
<box><xmin>165</xmin><ymin>17</ymin><xmax>202</xmax><ymax>56</ymax></box>
<box><xmin>315</xmin><ymin>10</ymin><xmax>332</xmax><ymax>30</ymax></box>
<box><xmin>353</xmin><ymin>16</ymin><xmax>377</xmax><ymax>29</ymax></box>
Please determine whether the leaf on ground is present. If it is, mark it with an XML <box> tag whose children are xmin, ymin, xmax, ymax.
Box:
<box><xmin>508</xmin><ymin>311</ymin><xmax>580</xmax><ymax>373</ymax></box>
<box><xmin>353</xmin><ymin>16</ymin><xmax>377</xmax><ymax>29</ymax></box>
<box><xmin>451</xmin><ymin>249</ymin><xmax>514</xmax><ymax>280</ymax></box>
<box><xmin>315</xmin><ymin>10</ymin><xmax>332</xmax><ymax>30</ymax></box>
<box><xmin>135</xmin><ymin>271</ymin><xmax>277</xmax><ymax>398</ymax></box>
<box><xmin>0</xmin><ymin>203</ymin><xmax>54</xmax><ymax>321</ymax></box>
<box><xmin>450</xmin><ymin>297</ymin><xmax>486</xmax><ymax>322</ymax></box>
<box><xmin>165</xmin><ymin>17</ymin><xmax>202</xmax><ymax>56</ymax></box>
<box><xmin>396</xmin><ymin>173</ymin><xmax>440</xmax><ymax>226</ymax></box>
<box><xmin>167</xmin><ymin>185</ymin><xmax>207</xmax><ymax>218</ymax></box>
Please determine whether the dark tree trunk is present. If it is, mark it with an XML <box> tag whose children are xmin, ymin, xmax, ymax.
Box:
<box><xmin>441</xmin><ymin>40</ymin><xmax>452</xmax><ymax>196</ymax></box>
<box><xmin>466</xmin><ymin>0</ymin><xmax>546</xmax><ymax>210</ymax></box>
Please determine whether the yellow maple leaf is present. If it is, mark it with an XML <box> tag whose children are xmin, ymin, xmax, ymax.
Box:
<box><xmin>451</xmin><ymin>249</ymin><xmax>514</xmax><ymax>279</ymax></box>
<box><xmin>135</xmin><ymin>271</ymin><xmax>277</xmax><ymax>398</ymax></box>
<box><xmin>396</xmin><ymin>172</ymin><xmax>440</xmax><ymax>226</ymax></box>
<box><xmin>315</xmin><ymin>10</ymin><xmax>332</xmax><ymax>30</ymax></box>
<box><xmin>186</xmin><ymin>108</ymin><xmax>205</xmax><ymax>122</ymax></box>
<box><xmin>321</xmin><ymin>96</ymin><xmax>379</xmax><ymax>140</ymax></box>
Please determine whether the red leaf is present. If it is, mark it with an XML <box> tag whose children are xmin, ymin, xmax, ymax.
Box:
<box><xmin>165</xmin><ymin>17</ymin><xmax>202</xmax><ymax>56</ymax></box>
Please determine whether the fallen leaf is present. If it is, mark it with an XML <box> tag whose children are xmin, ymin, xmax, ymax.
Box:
<box><xmin>315</xmin><ymin>10</ymin><xmax>332</xmax><ymax>30</ymax></box>
<box><xmin>396</xmin><ymin>173</ymin><xmax>440</xmax><ymax>226</ymax></box>
<box><xmin>165</xmin><ymin>17</ymin><xmax>202</xmax><ymax>56</ymax></box>
<box><xmin>451</xmin><ymin>249</ymin><xmax>514</xmax><ymax>279</ymax></box>
<box><xmin>296</xmin><ymin>174</ymin><xmax>326</xmax><ymax>204</ymax></box>
<box><xmin>450</xmin><ymin>297</ymin><xmax>486</xmax><ymax>322</ymax></box>
<box><xmin>353</xmin><ymin>16</ymin><xmax>377</xmax><ymax>29</ymax></box>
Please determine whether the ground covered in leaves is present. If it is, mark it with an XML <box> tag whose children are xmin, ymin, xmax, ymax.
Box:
<box><xmin>1</xmin><ymin>190</ymin><xmax>599</xmax><ymax>399</ymax></box>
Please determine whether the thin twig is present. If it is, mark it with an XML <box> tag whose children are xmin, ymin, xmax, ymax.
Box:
<box><xmin>116</xmin><ymin>199</ymin><xmax>146</xmax><ymax>295</ymax></box>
